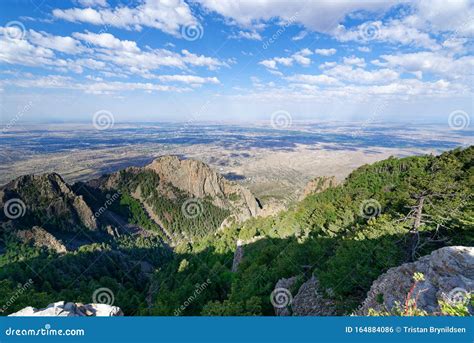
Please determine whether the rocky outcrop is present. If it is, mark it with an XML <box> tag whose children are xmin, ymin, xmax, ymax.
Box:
<box><xmin>358</xmin><ymin>246</ymin><xmax>474</xmax><ymax>315</ymax></box>
<box><xmin>273</xmin><ymin>277</ymin><xmax>298</xmax><ymax>316</ymax></box>
<box><xmin>291</xmin><ymin>276</ymin><xmax>336</xmax><ymax>316</ymax></box>
<box><xmin>146</xmin><ymin>156</ymin><xmax>261</xmax><ymax>221</ymax></box>
<box><xmin>272</xmin><ymin>276</ymin><xmax>336</xmax><ymax>316</ymax></box>
<box><xmin>9</xmin><ymin>301</ymin><xmax>123</xmax><ymax>317</ymax></box>
<box><xmin>300</xmin><ymin>176</ymin><xmax>337</xmax><ymax>200</ymax></box>
<box><xmin>0</xmin><ymin>173</ymin><xmax>97</xmax><ymax>231</ymax></box>
<box><xmin>15</xmin><ymin>226</ymin><xmax>67</xmax><ymax>254</ymax></box>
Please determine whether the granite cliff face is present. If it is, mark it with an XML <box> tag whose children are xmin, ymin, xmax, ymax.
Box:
<box><xmin>358</xmin><ymin>246</ymin><xmax>473</xmax><ymax>315</ymax></box>
<box><xmin>146</xmin><ymin>156</ymin><xmax>261</xmax><ymax>221</ymax></box>
<box><xmin>0</xmin><ymin>173</ymin><xmax>97</xmax><ymax>232</ymax></box>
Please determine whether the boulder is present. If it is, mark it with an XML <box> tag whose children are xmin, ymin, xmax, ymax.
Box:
<box><xmin>291</xmin><ymin>276</ymin><xmax>336</xmax><ymax>316</ymax></box>
<box><xmin>8</xmin><ymin>301</ymin><xmax>123</xmax><ymax>317</ymax></box>
<box><xmin>358</xmin><ymin>246</ymin><xmax>474</xmax><ymax>315</ymax></box>
<box><xmin>272</xmin><ymin>277</ymin><xmax>297</xmax><ymax>316</ymax></box>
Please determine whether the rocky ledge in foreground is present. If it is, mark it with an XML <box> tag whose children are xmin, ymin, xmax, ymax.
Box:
<box><xmin>358</xmin><ymin>246</ymin><xmax>473</xmax><ymax>315</ymax></box>
<box><xmin>9</xmin><ymin>301</ymin><xmax>123</xmax><ymax>317</ymax></box>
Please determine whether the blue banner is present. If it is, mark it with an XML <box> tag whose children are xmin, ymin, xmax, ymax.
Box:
<box><xmin>1</xmin><ymin>317</ymin><xmax>472</xmax><ymax>343</ymax></box>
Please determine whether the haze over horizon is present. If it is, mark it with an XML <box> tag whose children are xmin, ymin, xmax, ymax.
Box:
<box><xmin>0</xmin><ymin>0</ymin><xmax>473</xmax><ymax>125</ymax></box>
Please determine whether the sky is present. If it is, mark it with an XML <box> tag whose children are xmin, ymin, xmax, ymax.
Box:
<box><xmin>0</xmin><ymin>0</ymin><xmax>473</xmax><ymax>125</ymax></box>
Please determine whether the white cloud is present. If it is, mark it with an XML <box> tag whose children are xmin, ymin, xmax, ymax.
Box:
<box><xmin>28</xmin><ymin>30</ymin><xmax>86</xmax><ymax>54</ymax></box>
<box><xmin>343</xmin><ymin>56</ymin><xmax>366</xmax><ymax>67</ymax></box>
<box><xmin>3</xmin><ymin>74</ymin><xmax>193</xmax><ymax>95</ymax></box>
<box><xmin>324</xmin><ymin>65</ymin><xmax>399</xmax><ymax>84</ymax></box>
<box><xmin>53</xmin><ymin>0</ymin><xmax>197</xmax><ymax>36</ymax></box>
<box><xmin>155</xmin><ymin>74</ymin><xmax>220</xmax><ymax>84</ymax></box>
<box><xmin>377</xmin><ymin>51</ymin><xmax>474</xmax><ymax>82</ymax></box>
<box><xmin>285</xmin><ymin>74</ymin><xmax>340</xmax><ymax>86</ymax></box>
<box><xmin>334</xmin><ymin>19</ymin><xmax>440</xmax><ymax>50</ymax></box>
<box><xmin>72</xmin><ymin>32</ymin><xmax>226</xmax><ymax>73</ymax></box>
<box><xmin>260</xmin><ymin>48</ymin><xmax>312</xmax><ymax>70</ymax></box>
<box><xmin>78</xmin><ymin>0</ymin><xmax>108</xmax><ymax>7</ymax></box>
<box><xmin>358</xmin><ymin>46</ymin><xmax>371</xmax><ymax>53</ymax></box>
<box><xmin>314</xmin><ymin>48</ymin><xmax>336</xmax><ymax>56</ymax></box>
<box><xmin>292</xmin><ymin>30</ymin><xmax>307</xmax><ymax>41</ymax></box>
<box><xmin>229</xmin><ymin>31</ymin><xmax>262</xmax><ymax>40</ymax></box>
<box><xmin>196</xmin><ymin>0</ymin><xmax>394</xmax><ymax>34</ymax></box>
<box><xmin>73</xmin><ymin>31</ymin><xmax>139</xmax><ymax>52</ymax></box>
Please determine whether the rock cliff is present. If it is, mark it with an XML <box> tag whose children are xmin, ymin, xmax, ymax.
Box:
<box><xmin>146</xmin><ymin>156</ymin><xmax>261</xmax><ymax>221</ymax></box>
<box><xmin>0</xmin><ymin>173</ymin><xmax>97</xmax><ymax>231</ymax></box>
<box><xmin>15</xmin><ymin>226</ymin><xmax>67</xmax><ymax>254</ymax></box>
<box><xmin>358</xmin><ymin>246</ymin><xmax>473</xmax><ymax>315</ymax></box>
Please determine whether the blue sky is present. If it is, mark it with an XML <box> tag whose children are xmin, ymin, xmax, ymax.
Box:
<box><xmin>0</xmin><ymin>0</ymin><xmax>473</xmax><ymax>124</ymax></box>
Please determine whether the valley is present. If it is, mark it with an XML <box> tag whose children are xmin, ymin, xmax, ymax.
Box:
<box><xmin>0</xmin><ymin>145</ymin><xmax>472</xmax><ymax>316</ymax></box>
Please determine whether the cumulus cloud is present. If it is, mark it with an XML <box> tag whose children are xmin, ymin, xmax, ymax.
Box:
<box><xmin>28</xmin><ymin>30</ymin><xmax>86</xmax><ymax>54</ymax></box>
<box><xmin>377</xmin><ymin>51</ymin><xmax>474</xmax><ymax>81</ymax></box>
<box><xmin>53</xmin><ymin>0</ymin><xmax>197</xmax><ymax>36</ymax></box>
<box><xmin>314</xmin><ymin>48</ymin><xmax>336</xmax><ymax>56</ymax></box>
<box><xmin>259</xmin><ymin>48</ymin><xmax>312</xmax><ymax>70</ymax></box>
<box><xmin>229</xmin><ymin>30</ymin><xmax>262</xmax><ymax>40</ymax></box>
<box><xmin>196</xmin><ymin>0</ymin><xmax>394</xmax><ymax>33</ymax></box>
<box><xmin>334</xmin><ymin>19</ymin><xmax>440</xmax><ymax>50</ymax></box>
